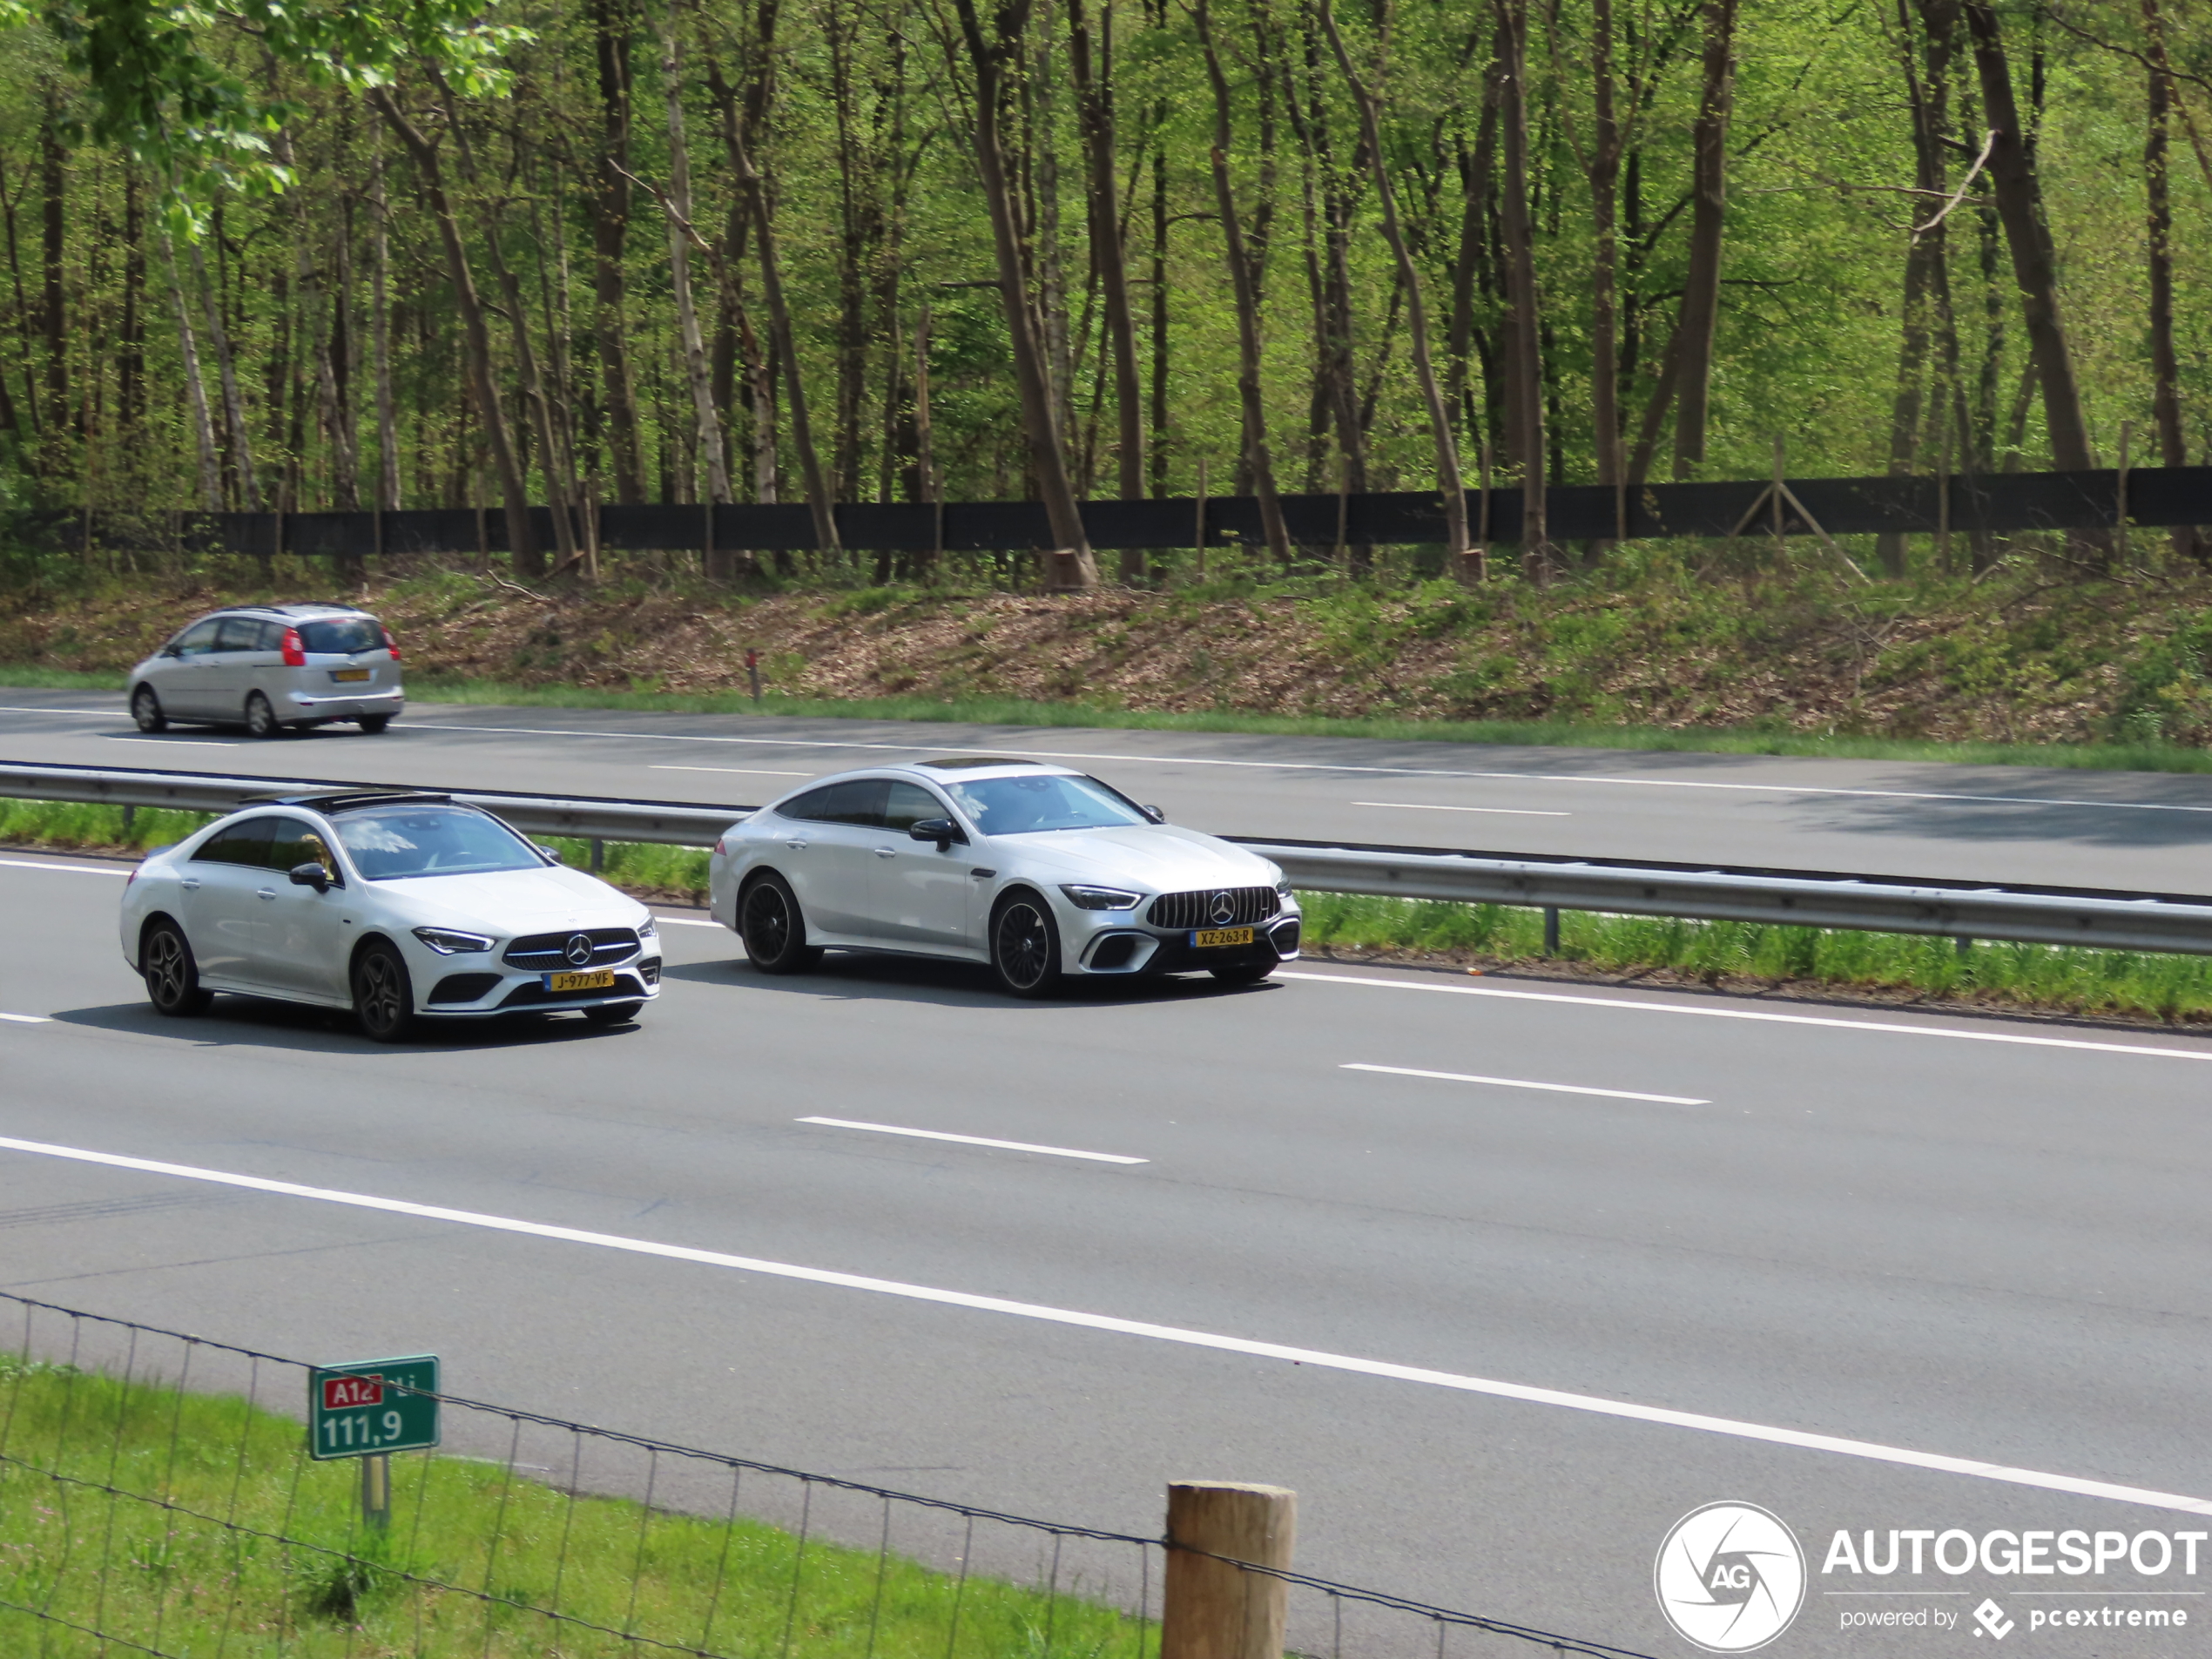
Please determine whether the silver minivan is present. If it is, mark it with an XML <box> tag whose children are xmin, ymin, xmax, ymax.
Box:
<box><xmin>129</xmin><ymin>604</ymin><xmax>405</xmax><ymax>737</ymax></box>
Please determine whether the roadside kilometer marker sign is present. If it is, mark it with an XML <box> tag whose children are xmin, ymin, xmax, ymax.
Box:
<box><xmin>307</xmin><ymin>1354</ymin><xmax>440</xmax><ymax>1460</ymax></box>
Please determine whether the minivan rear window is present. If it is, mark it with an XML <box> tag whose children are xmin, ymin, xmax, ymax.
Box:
<box><xmin>298</xmin><ymin>617</ymin><xmax>384</xmax><ymax>655</ymax></box>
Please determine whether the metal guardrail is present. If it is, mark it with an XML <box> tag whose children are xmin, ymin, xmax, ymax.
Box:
<box><xmin>10</xmin><ymin>759</ymin><xmax>2212</xmax><ymax>956</ymax></box>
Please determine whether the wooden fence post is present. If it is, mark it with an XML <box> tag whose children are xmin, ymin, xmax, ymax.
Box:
<box><xmin>1162</xmin><ymin>1481</ymin><xmax>1296</xmax><ymax>1659</ymax></box>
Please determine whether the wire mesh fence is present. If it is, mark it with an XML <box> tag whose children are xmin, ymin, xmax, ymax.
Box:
<box><xmin>0</xmin><ymin>1292</ymin><xmax>1652</xmax><ymax>1659</ymax></box>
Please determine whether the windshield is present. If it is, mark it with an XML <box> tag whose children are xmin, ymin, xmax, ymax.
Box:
<box><xmin>331</xmin><ymin>805</ymin><xmax>542</xmax><ymax>880</ymax></box>
<box><xmin>943</xmin><ymin>772</ymin><xmax>1146</xmax><ymax>835</ymax></box>
<box><xmin>299</xmin><ymin>617</ymin><xmax>384</xmax><ymax>654</ymax></box>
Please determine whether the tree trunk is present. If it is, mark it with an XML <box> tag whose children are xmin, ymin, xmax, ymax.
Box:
<box><xmin>1069</xmin><ymin>0</ymin><xmax>1146</xmax><ymax>580</ymax></box>
<box><xmin>1670</xmin><ymin>0</ymin><xmax>1737</xmax><ymax>481</ymax></box>
<box><xmin>1586</xmin><ymin>0</ymin><xmax>1622</xmax><ymax>500</ymax></box>
<box><xmin>118</xmin><ymin>169</ymin><xmax>143</xmax><ymax>434</ymax></box>
<box><xmin>2145</xmin><ymin>57</ymin><xmax>2199</xmax><ymax>563</ymax></box>
<box><xmin>1877</xmin><ymin>0</ymin><xmax>1959</xmax><ymax>577</ymax></box>
<box><xmin>38</xmin><ymin>80</ymin><xmax>64</xmax><ymax>444</ymax></box>
<box><xmin>1959</xmin><ymin>0</ymin><xmax>2104</xmax><ymax>563</ymax></box>
<box><xmin>713</xmin><ymin>67</ymin><xmax>842</xmax><ymax>560</ymax></box>
<box><xmin>369</xmin><ymin>85</ymin><xmax>541</xmax><ymax>577</ymax></box>
<box><xmin>188</xmin><ymin>240</ymin><xmax>261</xmax><ymax>511</ymax></box>
<box><xmin>948</xmin><ymin>0</ymin><xmax>1098</xmax><ymax>586</ymax></box>
<box><xmin>1495</xmin><ymin>0</ymin><xmax>1547</xmax><ymax>572</ymax></box>
<box><xmin>588</xmin><ymin>0</ymin><xmax>649</xmax><ymax>504</ymax></box>
<box><xmin>1320</xmin><ymin>0</ymin><xmax>1469</xmax><ymax>575</ymax></box>
<box><xmin>162</xmin><ymin>234</ymin><xmax>224</xmax><ymax>510</ymax></box>
<box><xmin>661</xmin><ymin>14</ymin><xmax>735</xmax><ymax>554</ymax></box>
<box><xmin>369</xmin><ymin>152</ymin><xmax>402</xmax><ymax>511</ymax></box>
<box><xmin>1194</xmin><ymin>0</ymin><xmax>1292</xmax><ymax>565</ymax></box>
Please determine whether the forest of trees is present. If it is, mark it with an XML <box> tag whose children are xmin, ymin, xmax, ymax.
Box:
<box><xmin>0</xmin><ymin>0</ymin><xmax>2202</xmax><ymax>588</ymax></box>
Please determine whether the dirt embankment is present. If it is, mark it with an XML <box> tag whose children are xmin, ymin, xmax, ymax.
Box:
<box><xmin>4</xmin><ymin>559</ymin><xmax>2204</xmax><ymax>744</ymax></box>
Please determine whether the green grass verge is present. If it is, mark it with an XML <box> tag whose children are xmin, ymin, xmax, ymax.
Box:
<box><xmin>0</xmin><ymin>1356</ymin><xmax>1147</xmax><ymax>1658</ymax></box>
<box><xmin>1298</xmin><ymin>893</ymin><xmax>2212</xmax><ymax>1023</ymax></box>
<box><xmin>8</xmin><ymin>664</ymin><xmax>2212</xmax><ymax>775</ymax></box>
<box><xmin>11</xmin><ymin>801</ymin><xmax>2207</xmax><ymax>1020</ymax></box>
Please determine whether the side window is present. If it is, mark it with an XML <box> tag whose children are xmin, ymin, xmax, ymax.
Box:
<box><xmin>266</xmin><ymin>816</ymin><xmax>339</xmax><ymax>881</ymax></box>
<box><xmin>819</xmin><ymin>779</ymin><xmax>890</xmax><ymax>826</ymax></box>
<box><xmin>776</xmin><ymin>786</ymin><xmax>840</xmax><ymax>823</ymax></box>
<box><xmin>777</xmin><ymin>779</ymin><xmax>889</xmax><ymax>826</ymax></box>
<box><xmin>256</xmin><ymin>620</ymin><xmax>287</xmax><ymax>651</ymax></box>
<box><xmin>172</xmin><ymin>619</ymin><xmax>222</xmax><ymax>658</ymax></box>
<box><xmin>883</xmin><ymin>782</ymin><xmax>953</xmax><ymax>833</ymax></box>
<box><xmin>214</xmin><ymin>617</ymin><xmax>266</xmax><ymax>652</ymax></box>
<box><xmin>192</xmin><ymin>816</ymin><xmax>278</xmax><ymax>867</ymax></box>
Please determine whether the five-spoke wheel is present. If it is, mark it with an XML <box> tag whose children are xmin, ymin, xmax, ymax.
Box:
<box><xmin>351</xmin><ymin>941</ymin><xmax>416</xmax><ymax>1042</ymax></box>
<box><xmin>245</xmin><ymin>691</ymin><xmax>286</xmax><ymax>738</ymax></box>
<box><xmin>142</xmin><ymin>920</ymin><xmax>211</xmax><ymax>1016</ymax></box>
<box><xmin>131</xmin><ymin>685</ymin><xmax>167</xmax><ymax>733</ymax></box>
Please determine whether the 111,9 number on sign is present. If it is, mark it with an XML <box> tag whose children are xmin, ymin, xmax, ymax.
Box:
<box><xmin>307</xmin><ymin>1354</ymin><xmax>440</xmax><ymax>1460</ymax></box>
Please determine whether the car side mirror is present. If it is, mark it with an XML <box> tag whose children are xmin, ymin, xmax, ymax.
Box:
<box><xmin>1141</xmin><ymin>805</ymin><xmax>1167</xmax><ymax>825</ymax></box>
<box><xmin>287</xmin><ymin>861</ymin><xmax>332</xmax><ymax>894</ymax></box>
<box><xmin>160</xmin><ymin>644</ymin><xmax>182</xmax><ymax>658</ymax></box>
<box><xmin>537</xmin><ymin>843</ymin><xmax>564</xmax><ymax>865</ymax></box>
<box><xmin>908</xmin><ymin>817</ymin><xmax>961</xmax><ymax>851</ymax></box>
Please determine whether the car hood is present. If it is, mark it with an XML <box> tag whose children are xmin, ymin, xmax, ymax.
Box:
<box><xmin>995</xmin><ymin>824</ymin><xmax>1280</xmax><ymax>889</ymax></box>
<box><xmin>367</xmin><ymin>865</ymin><xmax>648</xmax><ymax>935</ymax></box>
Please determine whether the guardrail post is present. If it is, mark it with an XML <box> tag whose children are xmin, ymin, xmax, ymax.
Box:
<box><xmin>1163</xmin><ymin>1481</ymin><xmax>1295</xmax><ymax>1659</ymax></box>
<box><xmin>1543</xmin><ymin>905</ymin><xmax>1561</xmax><ymax>956</ymax></box>
<box><xmin>590</xmin><ymin>838</ymin><xmax>605</xmax><ymax>873</ymax></box>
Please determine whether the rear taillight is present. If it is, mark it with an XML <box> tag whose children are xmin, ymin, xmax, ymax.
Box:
<box><xmin>280</xmin><ymin>628</ymin><xmax>306</xmax><ymax>667</ymax></box>
<box><xmin>714</xmin><ymin>837</ymin><xmax>727</xmax><ymax>855</ymax></box>
<box><xmin>382</xmin><ymin>627</ymin><xmax>401</xmax><ymax>661</ymax></box>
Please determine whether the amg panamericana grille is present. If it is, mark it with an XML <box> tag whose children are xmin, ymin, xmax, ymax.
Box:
<box><xmin>1145</xmin><ymin>887</ymin><xmax>1281</xmax><ymax>930</ymax></box>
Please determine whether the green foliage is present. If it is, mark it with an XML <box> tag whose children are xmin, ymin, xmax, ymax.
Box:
<box><xmin>1296</xmin><ymin>894</ymin><xmax>2212</xmax><ymax>1022</ymax></box>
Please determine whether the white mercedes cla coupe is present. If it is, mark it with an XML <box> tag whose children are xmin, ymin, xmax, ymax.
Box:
<box><xmin>707</xmin><ymin>759</ymin><xmax>1301</xmax><ymax>996</ymax></box>
<box><xmin>119</xmin><ymin>792</ymin><xmax>661</xmax><ymax>1040</ymax></box>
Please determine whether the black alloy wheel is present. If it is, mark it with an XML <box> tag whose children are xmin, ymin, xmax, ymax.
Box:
<box><xmin>357</xmin><ymin>714</ymin><xmax>392</xmax><ymax>734</ymax></box>
<box><xmin>131</xmin><ymin>685</ymin><xmax>167</xmax><ymax>733</ymax></box>
<box><xmin>990</xmin><ymin>894</ymin><xmax>1062</xmax><ymax>998</ymax></box>
<box><xmin>740</xmin><ymin>874</ymin><xmax>821</xmax><ymax>974</ymax></box>
<box><xmin>351</xmin><ymin>941</ymin><xmax>417</xmax><ymax>1042</ymax></box>
<box><xmin>1209</xmin><ymin>962</ymin><xmax>1276</xmax><ymax>986</ymax></box>
<box><xmin>582</xmin><ymin>1001</ymin><xmax>643</xmax><ymax>1026</ymax></box>
<box><xmin>245</xmin><ymin>691</ymin><xmax>286</xmax><ymax>738</ymax></box>
<box><xmin>142</xmin><ymin>921</ymin><xmax>212</xmax><ymax>1016</ymax></box>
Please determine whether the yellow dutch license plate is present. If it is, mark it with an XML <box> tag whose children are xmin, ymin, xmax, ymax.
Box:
<box><xmin>332</xmin><ymin>669</ymin><xmax>371</xmax><ymax>683</ymax></box>
<box><xmin>1191</xmin><ymin>927</ymin><xmax>1254</xmax><ymax>949</ymax></box>
<box><xmin>545</xmin><ymin>968</ymin><xmax>617</xmax><ymax>992</ymax></box>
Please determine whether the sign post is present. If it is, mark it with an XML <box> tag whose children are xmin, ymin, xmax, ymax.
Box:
<box><xmin>308</xmin><ymin>1355</ymin><xmax>440</xmax><ymax>1531</ymax></box>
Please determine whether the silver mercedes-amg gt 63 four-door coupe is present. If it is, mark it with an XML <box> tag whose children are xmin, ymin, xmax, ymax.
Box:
<box><xmin>707</xmin><ymin>759</ymin><xmax>1301</xmax><ymax>996</ymax></box>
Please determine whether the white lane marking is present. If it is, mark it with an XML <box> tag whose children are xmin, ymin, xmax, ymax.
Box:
<box><xmin>1283</xmin><ymin>970</ymin><xmax>2212</xmax><ymax>1062</ymax></box>
<box><xmin>0</xmin><ymin>705</ymin><xmax>119</xmax><ymax>716</ymax></box>
<box><xmin>103</xmin><ymin>737</ymin><xmax>248</xmax><ymax>748</ymax></box>
<box><xmin>0</xmin><ymin>859</ymin><xmax>131</xmax><ymax>876</ymax></box>
<box><xmin>650</xmin><ymin>765</ymin><xmax>812</xmax><ymax>776</ymax></box>
<box><xmin>417</xmin><ymin>721</ymin><xmax>2212</xmax><ymax>815</ymax></box>
<box><xmin>0</xmin><ymin>1013</ymin><xmax>49</xmax><ymax>1024</ymax></box>
<box><xmin>652</xmin><ymin>915</ymin><xmax>722</xmax><ymax>927</ymax></box>
<box><xmin>797</xmin><ymin>1116</ymin><xmax>1149</xmax><ymax>1163</ymax></box>
<box><xmin>0</xmin><ymin>1132</ymin><xmax>2203</xmax><ymax>1516</ymax></box>
<box><xmin>1353</xmin><ymin>800</ymin><xmax>1570</xmax><ymax>818</ymax></box>
<box><xmin>1343</xmin><ymin>1062</ymin><xmax>1709</xmax><ymax>1105</ymax></box>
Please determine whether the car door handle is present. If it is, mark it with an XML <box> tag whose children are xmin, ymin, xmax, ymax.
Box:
<box><xmin>180</xmin><ymin>877</ymin><xmax>200</xmax><ymax>891</ymax></box>
<box><xmin>257</xmin><ymin>888</ymin><xmax>277</xmax><ymax>900</ymax></box>
<box><xmin>784</xmin><ymin>840</ymin><xmax>808</xmax><ymax>850</ymax></box>
<box><xmin>873</xmin><ymin>846</ymin><xmax>897</xmax><ymax>858</ymax></box>
<box><xmin>969</xmin><ymin>867</ymin><xmax>996</xmax><ymax>879</ymax></box>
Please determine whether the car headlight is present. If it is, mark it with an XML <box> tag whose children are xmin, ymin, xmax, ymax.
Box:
<box><xmin>637</xmin><ymin>917</ymin><xmax>658</xmax><ymax>941</ymax></box>
<box><xmin>1061</xmin><ymin>884</ymin><xmax>1142</xmax><ymax>910</ymax></box>
<box><xmin>413</xmin><ymin>927</ymin><xmax>495</xmax><ymax>955</ymax></box>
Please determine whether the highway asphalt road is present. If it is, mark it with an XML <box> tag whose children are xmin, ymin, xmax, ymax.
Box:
<box><xmin>6</xmin><ymin>687</ymin><xmax>2212</xmax><ymax>893</ymax></box>
<box><xmin>5</xmin><ymin>847</ymin><xmax>2212</xmax><ymax>1656</ymax></box>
